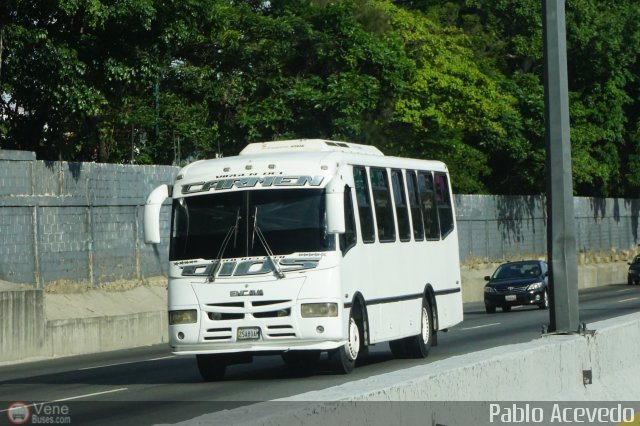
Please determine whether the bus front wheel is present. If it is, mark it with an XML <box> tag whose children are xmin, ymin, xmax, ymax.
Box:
<box><xmin>329</xmin><ymin>314</ymin><xmax>361</xmax><ymax>374</ymax></box>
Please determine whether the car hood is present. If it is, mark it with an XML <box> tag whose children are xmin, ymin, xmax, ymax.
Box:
<box><xmin>488</xmin><ymin>277</ymin><xmax>544</xmax><ymax>287</ymax></box>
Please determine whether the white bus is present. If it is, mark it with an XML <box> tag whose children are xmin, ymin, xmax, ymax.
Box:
<box><xmin>144</xmin><ymin>139</ymin><xmax>463</xmax><ymax>380</ymax></box>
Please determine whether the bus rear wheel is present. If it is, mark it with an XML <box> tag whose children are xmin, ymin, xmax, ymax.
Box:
<box><xmin>329</xmin><ymin>314</ymin><xmax>361</xmax><ymax>374</ymax></box>
<box><xmin>196</xmin><ymin>354</ymin><xmax>227</xmax><ymax>381</ymax></box>
<box><xmin>405</xmin><ymin>299</ymin><xmax>434</xmax><ymax>358</ymax></box>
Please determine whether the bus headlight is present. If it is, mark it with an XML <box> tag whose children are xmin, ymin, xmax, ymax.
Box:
<box><xmin>301</xmin><ymin>303</ymin><xmax>338</xmax><ymax>318</ymax></box>
<box><xmin>169</xmin><ymin>309</ymin><xmax>197</xmax><ymax>324</ymax></box>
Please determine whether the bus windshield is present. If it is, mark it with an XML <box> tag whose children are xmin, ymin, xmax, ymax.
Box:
<box><xmin>170</xmin><ymin>188</ymin><xmax>335</xmax><ymax>261</ymax></box>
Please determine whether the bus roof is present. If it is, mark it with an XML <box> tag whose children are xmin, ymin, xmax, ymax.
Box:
<box><xmin>239</xmin><ymin>139</ymin><xmax>384</xmax><ymax>156</ymax></box>
<box><xmin>176</xmin><ymin>140</ymin><xmax>448</xmax><ymax>184</ymax></box>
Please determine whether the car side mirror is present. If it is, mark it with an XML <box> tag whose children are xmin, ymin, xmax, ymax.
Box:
<box><xmin>484</xmin><ymin>276</ymin><xmax>490</xmax><ymax>281</ymax></box>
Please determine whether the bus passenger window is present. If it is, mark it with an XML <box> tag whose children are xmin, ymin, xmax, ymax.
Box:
<box><xmin>353</xmin><ymin>166</ymin><xmax>375</xmax><ymax>243</ymax></box>
<box><xmin>370</xmin><ymin>167</ymin><xmax>396</xmax><ymax>243</ymax></box>
<box><xmin>418</xmin><ymin>172</ymin><xmax>440</xmax><ymax>240</ymax></box>
<box><xmin>434</xmin><ymin>173</ymin><xmax>454</xmax><ymax>236</ymax></box>
<box><xmin>406</xmin><ymin>171</ymin><xmax>424</xmax><ymax>241</ymax></box>
<box><xmin>340</xmin><ymin>186</ymin><xmax>357</xmax><ymax>254</ymax></box>
<box><xmin>391</xmin><ymin>170</ymin><xmax>411</xmax><ymax>242</ymax></box>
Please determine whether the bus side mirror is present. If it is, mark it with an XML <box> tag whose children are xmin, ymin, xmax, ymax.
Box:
<box><xmin>144</xmin><ymin>184</ymin><xmax>171</xmax><ymax>244</ymax></box>
<box><xmin>326</xmin><ymin>177</ymin><xmax>346</xmax><ymax>234</ymax></box>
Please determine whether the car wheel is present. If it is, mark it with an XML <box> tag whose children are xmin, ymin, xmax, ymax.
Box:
<box><xmin>538</xmin><ymin>290</ymin><xmax>549</xmax><ymax>310</ymax></box>
<box><xmin>196</xmin><ymin>354</ymin><xmax>227</xmax><ymax>381</ymax></box>
<box><xmin>501</xmin><ymin>306</ymin><xmax>512</xmax><ymax>312</ymax></box>
<box><xmin>404</xmin><ymin>299</ymin><xmax>434</xmax><ymax>358</ymax></box>
<box><xmin>485</xmin><ymin>305</ymin><xmax>496</xmax><ymax>314</ymax></box>
<box><xmin>329</xmin><ymin>314</ymin><xmax>361</xmax><ymax>374</ymax></box>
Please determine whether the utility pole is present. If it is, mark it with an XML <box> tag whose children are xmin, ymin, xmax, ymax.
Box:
<box><xmin>543</xmin><ymin>0</ymin><xmax>579</xmax><ymax>333</ymax></box>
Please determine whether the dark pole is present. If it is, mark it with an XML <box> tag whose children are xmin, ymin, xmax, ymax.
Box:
<box><xmin>543</xmin><ymin>0</ymin><xmax>579</xmax><ymax>333</ymax></box>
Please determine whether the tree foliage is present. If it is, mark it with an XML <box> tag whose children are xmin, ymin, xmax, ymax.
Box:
<box><xmin>1</xmin><ymin>0</ymin><xmax>640</xmax><ymax>196</ymax></box>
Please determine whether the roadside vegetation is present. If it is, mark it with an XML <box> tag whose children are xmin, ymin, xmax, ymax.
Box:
<box><xmin>1</xmin><ymin>0</ymin><xmax>639</xmax><ymax>197</ymax></box>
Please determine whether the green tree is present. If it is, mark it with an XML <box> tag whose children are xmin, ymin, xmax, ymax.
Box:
<box><xmin>1</xmin><ymin>0</ymin><xmax>158</xmax><ymax>161</ymax></box>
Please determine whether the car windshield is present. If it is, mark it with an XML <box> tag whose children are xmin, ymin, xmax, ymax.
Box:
<box><xmin>493</xmin><ymin>262</ymin><xmax>541</xmax><ymax>279</ymax></box>
<box><xmin>170</xmin><ymin>188</ymin><xmax>335</xmax><ymax>261</ymax></box>
<box><xmin>632</xmin><ymin>257</ymin><xmax>640</xmax><ymax>265</ymax></box>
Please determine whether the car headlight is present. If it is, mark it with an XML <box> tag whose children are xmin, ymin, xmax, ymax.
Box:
<box><xmin>527</xmin><ymin>282</ymin><xmax>544</xmax><ymax>291</ymax></box>
<box><xmin>301</xmin><ymin>303</ymin><xmax>338</xmax><ymax>318</ymax></box>
<box><xmin>169</xmin><ymin>309</ymin><xmax>198</xmax><ymax>325</ymax></box>
<box><xmin>484</xmin><ymin>286</ymin><xmax>497</xmax><ymax>294</ymax></box>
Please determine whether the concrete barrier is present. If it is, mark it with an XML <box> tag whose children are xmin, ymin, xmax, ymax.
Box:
<box><xmin>0</xmin><ymin>290</ymin><xmax>45</xmax><ymax>361</ymax></box>
<box><xmin>168</xmin><ymin>312</ymin><xmax>640</xmax><ymax>425</ymax></box>
<box><xmin>0</xmin><ymin>284</ymin><xmax>168</xmax><ymax>364</ymax></box>
<box><xmin>46</xmin><ymin>312</ymin><xmax>168</xmax><ymax>358</ymax></box>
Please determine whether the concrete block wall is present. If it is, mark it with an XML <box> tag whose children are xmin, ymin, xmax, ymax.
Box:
<box><xmin>3</xmin><ymin>153</ymin><xmax>640</xmax><ymax>288</ymax></box>
<box><xmin>0</xmin><ymin>152</ymin><xmax>177</xmax><ymax>288</ymax></box>
<box><xmin>455</xmin><ymin>195</ymin><xmax>640</xmax><ymax>262</ymax></box>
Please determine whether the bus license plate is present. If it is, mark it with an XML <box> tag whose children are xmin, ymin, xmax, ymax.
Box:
<box><xmin>505</xmin><ymin>295</ymin><xmax>517</xmax><ymax>302</ymax></box>
<box><xmin>237</xmin><ymin>327</ymin><xmax>261</xmax><ymax>341</ymax></box>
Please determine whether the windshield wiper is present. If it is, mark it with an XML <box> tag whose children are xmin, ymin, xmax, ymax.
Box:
<box><xmin>207</xmin><ymin>209</ymin><xmax>240</xmax><ymax>282</ymax></box>
<box><xmin>252</xmin><ymin>206</ymin><xmax>285</xmax><ymax>279</ymax></box>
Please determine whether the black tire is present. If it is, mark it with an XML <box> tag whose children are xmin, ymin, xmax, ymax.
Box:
<box><xmin>196</xmin><ymin>354</ymin><xmax>227</xmax><ymax>381</ymax></box>
<box><xmin>329</xmin><ymin>312</ymin><xmax>361</xmax><ymax>374</ymax></box>
<box><xmin>281</xmin><ymin>350</ymin><xmax>321</xmax><ymax>366</ymax></box>
<box><xmin>501</xmin><ymin>306</ymin><xmax>512</xmax><ymax>312</ymax></box>
<box><xmin>404</xmin><ymin>299</ymin><xmax>434</xmax><ymax>358</ymax></box>
<box><xmin>538</xmin><ymin>290</ymin><xmax>549</xmax><ymax>310</ymax></box>
<box><xmin>485</xmin><ymin>305</ymin><xmax>496</xmax><ymax>314</ymax></box>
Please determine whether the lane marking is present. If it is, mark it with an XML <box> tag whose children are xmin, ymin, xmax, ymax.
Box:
<box><xmin>617</xmin><ymin>297</ymin><xmax>640</xmax><ymax>303</ymax></box>
<box><xmin>617</xmin><ymin>289</ymin><xmax>633</xmax><ymax>293</ymax></box>
<box><xmin>148</xmin><ymin>356</ymin><xmax>175</xmax><ymax>361</ymax></box>
<box><xmin>0</xmin><ymin>388</ymin><xmax>128</xmax><ymax>413</ymax></box>
<box><xmin>461</xmin><ymin>322</ymin><xmax>500</xmax><ymax>331</ymax></box>
<box><xmin>47</xmin><ymin>387</ymin><xmax>128</xmax><ymax>402</ymax></box>
<box><xmin>79</xmin><ymin>360</ymin><xmax>141</xmax><ymax>370</ymax></box>
<box><xmin>79</xmin><ymin>356</ymin><xmax>174</xmax><ymax>370</ymax></box>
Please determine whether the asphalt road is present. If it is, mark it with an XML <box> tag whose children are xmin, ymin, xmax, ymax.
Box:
<box><xmin>1</xmin><ymin>284</ymin><xmax>639</xmax><ymax>425</ymax></box>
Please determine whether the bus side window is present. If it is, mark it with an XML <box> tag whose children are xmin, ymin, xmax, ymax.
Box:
<box><xmin>353</xmin><ymin>166</ymin><xmax>375</xmax><ymax>243</ymax></box>
<box><xmin>370</xmin><ymin>167</ymin><xmax>396</xmax><ymax>243</ymax></box>
<box><xmin>406</xmin><ymin>171</ymin><xmax>425</xmax><ymax>241</ymax></box>
<box><xmin>434</xmin><ymin>172</ymin><xmax>454</xmax><ymax>237</ymax></box>
<box><xmin>340</xmin><ymin>186</ymin><xmax>357</xmax><ymax>254</ymax></box>
<box><xmin>418</xmin><ymin>171</ymin><xmax>440</xmax><ymax>240</ymax></box>
<box><xmin>391</xmin><ymin>169</ymin><xmax>411</xmax><ymax>242</ymax></box>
